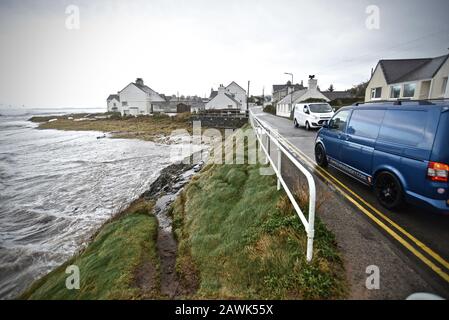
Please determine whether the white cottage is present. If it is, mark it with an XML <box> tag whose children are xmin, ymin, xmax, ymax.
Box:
<box><xmin>205</xmin><ymin>82</ymin><xmax>247</xmax><ymax>110</ymax></box>
<box><xmin>205</xmin><ymin>84</ymin><xmax>241</xmax><ymax>110</ymax></box>
<box><xmin>226</xmin><ymin>81</ymin><xmax>247</xmax><ymax>109</ymax></box>
<box><xmin>106</xmin><ymin>94</ymin><xmax>120</xmax><ymax>112</ymax></box>
<box><xmin>276</xmin><ymin>78</ymin><xmax>330</xmax><ymax>117</ymax></box>
<box><xmin>118</xmin><ymin>78</ymin><xmax>166</xmax><ymax>116</ymax></box>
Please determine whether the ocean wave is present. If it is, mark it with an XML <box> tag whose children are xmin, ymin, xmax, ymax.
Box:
<box><xmin>0</xmin><ymin>120</ymin><xmax>175</xmax><ymax>299</ymax></box>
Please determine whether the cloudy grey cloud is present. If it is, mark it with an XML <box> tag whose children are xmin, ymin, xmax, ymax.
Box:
<box><xmin>0</xmin><ymin>0</ymin><xmax>448</xmax><ymax>107</ymax></box>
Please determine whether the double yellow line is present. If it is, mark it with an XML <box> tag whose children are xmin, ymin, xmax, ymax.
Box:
<box><xmin>274</xmin><ymin>131</ymin><xmax>449</xmax><ymax>284</ymax></box>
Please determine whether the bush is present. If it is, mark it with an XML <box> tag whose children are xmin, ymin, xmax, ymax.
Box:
<box><xmin>329</xmin><ymin>98</ymin><xmax>364</xmax><ymax>108</ymax></box>
<box><xmin>108</xmin><ymin>112</ymin><xmax>122</xmax><ymax>120</ymax></box>
<box><xmin>263</xmin><ymin>104</ymin><xmax>276</xmax><ymax>115</ymax></box>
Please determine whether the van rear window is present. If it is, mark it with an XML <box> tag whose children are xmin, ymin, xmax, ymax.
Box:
<box><xmin>378</xmin><ymin>110</ymin><xmax>428</xmax><ymax>146</ymax></box>
<box><xmin>348</xmin><ymin>110</ymin><xmax>385</xmax><ymax>139</ymax></box>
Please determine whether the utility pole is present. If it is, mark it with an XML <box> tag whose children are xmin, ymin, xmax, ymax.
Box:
<box><xmin>247</xmin><ymin>80</ymin><xmax>250</xmax><ymax>110</ymax></box>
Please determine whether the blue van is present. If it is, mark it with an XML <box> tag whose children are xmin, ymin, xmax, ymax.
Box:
<box><xmin>315</xmin><ymin>101</ymin><xmax>449</xmax><ymax>214</ymax></box>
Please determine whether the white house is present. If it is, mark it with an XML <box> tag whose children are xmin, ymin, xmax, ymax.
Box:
<box><xmin>365</xmin><ymin>54</ymin><xmax>449</xmax><ymax>102</ymax></box>
<box><xmin>205</xmin><ymin>82</ymin><xmax>246</xmax><ymax>110</ymax></box>
<box><xmin>106</xmin><ymin>94</ymin><xmax>120</xmax><ymax>112</ymax></box>
<box><xmin>226</xmin><ymin>81</ymin><xmax>247</xmax><ymax>109</ymax></box>
<box><xmin>117</xmin><ymin>78</ymin><xmax>166</xmax><ymax>116</ymax></box>
<box><xmin>205</xmin><ymin>85</ymin><xmax>241</xmax><ymax>110</ymax></box>
<box><xmin>276</xmin><ymin>78</ymin><xmax>330</xmax><ymax>117</ymax></box>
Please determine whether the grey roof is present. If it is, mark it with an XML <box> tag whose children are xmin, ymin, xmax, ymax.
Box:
<box><xmin>224</xmin><ymin>93</ymin><xmax>241</xmax><ymax>106</ymax></box>
<box><xmin>107</xmin><ymin>94</ymin><xmax>120</xmax><ymax>101</ymax></box>
<box><xmin>322</xmin><ymin>91</ymin><xmax>355</xmax><ymax>101</ymax></box>
<box><xmin>273</xmin><ymin>83</ymin><xmax>305</xmax><ymax>93</ymax></box>
<box><xmin>226</xmin><ymin>81</ymin><xmax>246</xmax><ymax>93</ymax></box>
<box><xmin>209</xmin><ymin>90</ymin><xmax>218</xmax><ymax>99</ymax></box>
<box><xmin>278</xmin><ymin>89</ymin><xmax>307</xmax><ymax>104</ymax></box>
<box><xmin>134</xmin><ymin>82</ymin><xmax>155</xmax><ymax>94</ymax></box>
<box><xmin>378</xmin><ymin>54</ymin><xmax>449</xmax><ymax>84</ymax></box>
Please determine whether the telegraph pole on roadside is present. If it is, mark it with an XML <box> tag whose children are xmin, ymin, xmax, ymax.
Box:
<box><xmin>247</xmin><ymin>80</ymin><xmax>250</xmax><ymax>111</ymax></box>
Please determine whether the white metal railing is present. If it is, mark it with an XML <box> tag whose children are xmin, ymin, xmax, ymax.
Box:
<box><xmin>249</xmin><ymin>109</ymin><xmax>316</xmax><ymax>262</ymax></box>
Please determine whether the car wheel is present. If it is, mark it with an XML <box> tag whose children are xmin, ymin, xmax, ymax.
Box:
<box><xmin>294</xmin><ymin>119</ymin><xmax>299</xmax><ymax>128</ymax></box>
<box><xmin>305</xmin><ymin>121</ymin><xmax>311</xmax><ymax>131</ymax></box>
<box><xmin>315</xmin><ymin>144</ymin><xmax>328</xmax><ymax>167</ymax></box>
<box><xmin>374</xmin><ymin>172</ymin><xmax>404</xmax><ymax>210</ymax></box>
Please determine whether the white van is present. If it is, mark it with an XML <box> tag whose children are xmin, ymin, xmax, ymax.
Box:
<box><xmin>293</xmin><ymin>103</ymin><xmax>335</xmax><ymax>130</ymax></box>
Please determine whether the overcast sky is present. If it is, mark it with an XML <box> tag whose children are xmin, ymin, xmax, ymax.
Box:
<box><xmin>0</xmin><ymin>0</ymin><xmax>448</xmax><ymax>108</ymax></box>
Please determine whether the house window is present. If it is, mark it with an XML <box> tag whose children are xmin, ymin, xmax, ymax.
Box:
<box><xmin>442</xmin><ymin>77</ymin><xmax>448</xmax><ymax>95</ymax></box>
<box><xmin>403</xmin><ymin>83</ymin><xmax>416</xmax><ymax>98</ymax></box>
<box><xmin>371</xmin><ymin>87</ymin><xmax>382</xmax><ymax>100</ymax></box>
<box><xmin>113</xmin><ymin>102</ymin><xmax>117</xmax><ymax>107</ymax></box>
<box><xmin>390</xmin><ymin>85</ymin><xmax>401</xmax><ymax>99</ymax></box>
<box><xmin>122</xmin><ymin>101</ymin><xmax>128</xmax><ymax>106</ymax></box>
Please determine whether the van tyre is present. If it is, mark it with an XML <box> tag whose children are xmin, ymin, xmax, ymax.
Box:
<box><xmin>315</xmin><ymin>144</ymin><xmax>328</xmax><ymax>167</ymax></box>
<box><xmin>294</xmin><ymin>119</ymin><xmax>299</xmax><ymax>128</ymax></box>
<box><xmin>305</xmin><ymin>121</ymin><xmax>311</xmax><ymax>131</ymax></box>
<box><xmin>375</xmin><ymin>172</ymin><xmax>404</xmax><ymax>210</ymax></box>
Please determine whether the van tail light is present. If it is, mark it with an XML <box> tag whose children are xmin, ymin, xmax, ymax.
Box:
<box><xmin>427</xmin><ymin>162</ymin><xmax>449</xmax><ymax>182</ymax></box>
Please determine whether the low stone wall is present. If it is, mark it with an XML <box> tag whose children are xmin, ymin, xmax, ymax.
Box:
<box><xmin>191</xmin><ymin>115</ymin><xmax>248</xmax><ymax>129</ymax></box>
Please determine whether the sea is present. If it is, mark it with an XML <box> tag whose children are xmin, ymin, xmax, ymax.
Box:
<box><xmin>0</xmin><ymin>106</ymin><xmax>188</xmax><ymax>299</ymax></box>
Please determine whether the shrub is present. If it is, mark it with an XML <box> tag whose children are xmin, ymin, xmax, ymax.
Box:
<box><xmin>263</xmin><ymin>104</ymin><xmax>276</xmax><ymax>115</ymax></box>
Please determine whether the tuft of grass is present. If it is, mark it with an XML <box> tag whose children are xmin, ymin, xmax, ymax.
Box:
<box><xmin>172</xmin><ymin>126</ymin><xmax>347</xmax><ymax>299</ymax></box>
<box><xmin>20</xmin><ymin>200</ymin><xmax>160</xmax><ymax>300</ymax></box>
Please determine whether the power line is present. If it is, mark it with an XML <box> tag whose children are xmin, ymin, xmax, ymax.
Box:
<box><xmin>317</xmin><ymin>26</ymin><xmax>449</xmax><ymax>75</ymax></box>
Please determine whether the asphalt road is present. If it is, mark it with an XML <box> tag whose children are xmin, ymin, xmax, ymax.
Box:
<box><xmin>251</xmin><ymin>106</ymin><xmax>449</xmax><ymax>297</ymax></box>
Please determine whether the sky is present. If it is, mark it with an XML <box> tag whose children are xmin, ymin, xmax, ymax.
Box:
<box><xmin>0</xmin><ymin>0</ymin><xmax>448</xmax><ymax>108</ymax></box>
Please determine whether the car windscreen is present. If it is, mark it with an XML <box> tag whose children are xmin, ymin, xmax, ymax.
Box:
<box><xmin>309</xmin><ymin>104</ymin><xmax>333</xmax><ymax>113</ymax></box>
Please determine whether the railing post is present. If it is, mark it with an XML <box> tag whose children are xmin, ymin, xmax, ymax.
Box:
<box><xmin>266</xmin><ymin>134</ymin><xmax>270</xmax><ymax>157</ymax></box>
<box><xmin>277</xmin><ymin>148</ymin><xmax>281</xmax><ymax>191</ymax></box>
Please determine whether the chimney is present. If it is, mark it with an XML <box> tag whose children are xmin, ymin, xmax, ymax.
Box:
<box><xmin>308</xmin><ymin>78</ymin><xmax>318</xmax><ymax>91</ymax></box>
<box><xmin>136</xmin><ymin>78</ymin><xmax>144</xmax><ymax>86</ymax></box>
<box><xmin>218</xmin><ymin>84</ymin><xmax>226</xmax><ymax>95</ymax></box>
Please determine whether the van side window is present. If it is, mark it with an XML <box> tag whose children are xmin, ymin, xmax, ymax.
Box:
<box><xmin>328</xmin><ymin>110</ymin><xmax>350</xmax><ymax>132</ymax></box>
<box><xmin>378</xmin><ymin>110</ymin><xmax>428</xmax><ymax>146</ymax></box>
<box><xmin>348</xmin><ymin>110</ymin><xmax>385</xmax><ymax>139</ymax></box>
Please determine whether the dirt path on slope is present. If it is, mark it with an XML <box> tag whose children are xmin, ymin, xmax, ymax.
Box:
<box><xmin>139</xmin><ymin>160</ymin><xmax>202</xmax><ymax>298</ymax></box>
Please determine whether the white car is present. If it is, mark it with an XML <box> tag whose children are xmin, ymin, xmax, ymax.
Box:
<box><xmin>293</xmin><ymin>103</ymin><xmax>335</xmax><ymax>130</ymax></box>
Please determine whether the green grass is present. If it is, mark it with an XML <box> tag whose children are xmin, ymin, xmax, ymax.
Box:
<box><xmin>20</xmin><ymin>200</ymin><xmax>160</xmax><ymax>300</ymax></box>
<box><xmin>172</xmin><ymin>128</ymin><xmax>347</xmax><ymax>299</ymax></box>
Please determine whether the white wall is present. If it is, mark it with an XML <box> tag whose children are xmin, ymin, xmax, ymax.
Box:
<box><xmin>226</xmin><ymin>82</ymin><xmax>247</xmax><ymax>109</ymax></box>
<box><xmin>107</xmin><ymin>98</ymin><xmax>120</xmax><ymax>112</ymax></box>
<box><xmin>430</xmin><ymin>59</ymin><xmax>449</xmax><ymax>99</ymax></box>
<box><xmin>205</xmin><ymin>93</ymin><xmax>239</xmax><ymax>110</ymax></box>
<box><xmin>365</xmin><ymin>65</ymin><xmax>389</xmax><ymax>102</ymax></box>
<box><xmin>276</xmin><ymin>103</ymin><xmax>291</xmax><ymax>117</ymax></box>
<box><xmin>119</xmin><ymin>83</ymin><xmax>150</xmax><ymax>115</ymax></box>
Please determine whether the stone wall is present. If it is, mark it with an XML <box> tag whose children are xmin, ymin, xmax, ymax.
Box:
<box><xmin>191</xmin><ymin>114</ymin><xmax>248</xmax><ymax>129</ymax></box>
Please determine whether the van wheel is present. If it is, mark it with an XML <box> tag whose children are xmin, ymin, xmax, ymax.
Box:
<box><xmin>315</xmin><ymin>144</ymin><xmax>328</xmax><ymax>167</ymax></box>
<box><xmin>374</xmin><ymin>172</ymin><xmax>404</xmax><ymax>210</ymax></box>
<box><xmin>294</xmin><ymin>119</ymin><xmax>299</xmax><ymax>128</ymax></box>
<box><xmin>305</xmin><ymin>121</ymin><xmax>311</xmax><ymax>131</ymax></box>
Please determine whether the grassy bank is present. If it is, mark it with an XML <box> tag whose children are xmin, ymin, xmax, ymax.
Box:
<box><xmin>171</xmin><ymin>132</ymin><xmax>347</xmax><ymax>299</ymax></box>
<box><xmin>20</xmin><ymin>200</ymin><xmax>160</xmax><ymax>300</ymax></box>
<box><xmin>21</xmin><ymin>125</ymin><xmax>347</xmax><ymax>300</ymax></box>
<box><xmin>30</xmin><ymin>113</ymin><xmax>192</xmax><ymax>142</ymax></box>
